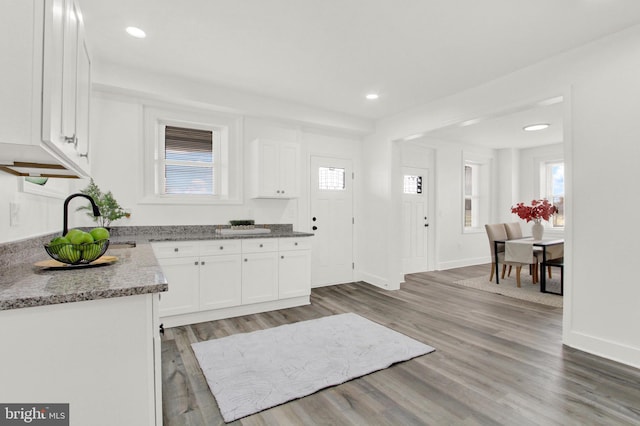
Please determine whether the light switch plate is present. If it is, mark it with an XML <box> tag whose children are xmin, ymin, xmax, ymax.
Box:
<box><xmin>10</xmin><ymin>201</ymin><xmax>20</xmax><ymax>227</ymax></box>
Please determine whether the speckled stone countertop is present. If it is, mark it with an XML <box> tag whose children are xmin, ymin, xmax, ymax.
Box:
<box><xmin>0</xmin><ymin>224</ymin><xmax>313</xmax><ymax>311</ymax></box>
<box><xmin>110</xmin><ymin>224</ymin><xmax>314</xmax><ymax>242</ymax></box>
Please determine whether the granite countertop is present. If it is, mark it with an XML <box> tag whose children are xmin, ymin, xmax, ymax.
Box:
<box><xmin>0</xmin><ymin>241</ymin><xmax>168</xmax><ymax>311</ymax></box>
<box><xmin>0</xmin><ymin>225</ymin><xmax>313</xmax><ymax>311</ymax></box>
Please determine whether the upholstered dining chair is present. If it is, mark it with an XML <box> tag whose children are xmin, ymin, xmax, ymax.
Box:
<box><xmin>485</xmin><ymin>223</ymin><xmax>539</xmax><ymax>287</ymax></box>
<box><xmin>505</xmin><ymin>221</ymin><xmax>552</xmax><ymax>279</ymax></box>
<box><xmin>505</xmin><ymin>222</ymin><xmax>523</xmax><ymax>239</ymax></box>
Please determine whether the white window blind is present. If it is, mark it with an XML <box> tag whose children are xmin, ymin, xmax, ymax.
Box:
<box><xmin>163</xmin><ymin>126</ymin><xmax>215</xmax><ymax>195</ymax></box>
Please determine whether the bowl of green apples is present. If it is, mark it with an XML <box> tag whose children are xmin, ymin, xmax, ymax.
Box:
<box><xmin>45</xmin><ymin>227</ymin><xmax>110</xmax><ymax>265</ymax></box>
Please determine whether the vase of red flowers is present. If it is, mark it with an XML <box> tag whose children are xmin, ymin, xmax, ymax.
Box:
<box><xmin>511</xmin><ymin>199</ymin><xmax>558</xmax><ymax>240</ymax></box>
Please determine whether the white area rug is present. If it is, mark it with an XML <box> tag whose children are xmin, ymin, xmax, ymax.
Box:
<box><xmin>454</xmin><ymin>273</ymin><xmax>563</xmax><ymax>307</ymax></box>
<box><xmin>191</xmin><ymin>313</ymin><xmax>435</xmax><ymax>422</ymax></box>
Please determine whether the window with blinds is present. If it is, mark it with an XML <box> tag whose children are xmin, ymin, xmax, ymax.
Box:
<box><xmin>162</xmin><ymin>125</ymin><xmax>217</xmax><ymax>195</ymax></box>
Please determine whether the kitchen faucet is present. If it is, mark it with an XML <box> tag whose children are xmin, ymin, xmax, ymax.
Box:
<box><xmin>63</xmin><ymin>193</ymin><xmax>101</xmax><ymax>235</ymax></box>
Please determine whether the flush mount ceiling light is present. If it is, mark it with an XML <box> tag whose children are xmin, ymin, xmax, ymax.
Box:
<box><xmin>126</xmin><ymin>26</ymin><xmax>146</xmax><ymax>38</ymax></box>
<box><xmin>523</xmin><ymin>123</ymin><xmax>550</xmax><ymax>132</ymax></box>
<box><xmin>365</xmin><ymin>93</ymin><xmax>379</xmax><ymax>100</ymax></box>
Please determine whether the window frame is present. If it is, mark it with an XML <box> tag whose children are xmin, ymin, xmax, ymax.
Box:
<box><xmin>160</xmin><ymin>123</ymin><xmax>221</xmax><ymax>196</ymax></box>
<box><xmin>463</xmin><ymin>162</ymin><xmax>480</xmax><ymax>230</ymax></box>
<box><xmin>543</xmin><ymin>160</ymin><xmax>565</xmax><ymax>229</ymax></box>
<box><xmin>142</xmin><ymin>105</ymin><xmax>243</xmax><ymax>205</ymax></box>
<box><xmin>462</xmin><ymin>152</ymin><xmax>491</xmax><ymax>234</ymax></box>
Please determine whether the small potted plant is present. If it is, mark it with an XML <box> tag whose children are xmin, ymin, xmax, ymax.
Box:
<box><xmin>77</xmin><ymin>179</ymin><xmax>130</xmax><ymax>228</ymax></box>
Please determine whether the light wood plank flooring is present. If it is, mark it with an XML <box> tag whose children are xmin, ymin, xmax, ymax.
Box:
<box><xmin>161</xmin><ymin>264</ymin><xmax>640</xmax><ymax>425</ymax></box>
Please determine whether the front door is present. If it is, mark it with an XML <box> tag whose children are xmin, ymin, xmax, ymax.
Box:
<box><xmin>310</xmin><ymin>156</ymin><xmax>354</xmax><ymax>287</ymax></box>
<box><xmin>402</xmin><ymin>167</ymin><xmax>429</xmax><ymax>273</ymax></box>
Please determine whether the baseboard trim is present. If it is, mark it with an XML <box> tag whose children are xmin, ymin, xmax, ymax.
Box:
<box><xmin>358</xmin><ymin>272</ymin><xmax>398</xmax><ymax>290</ymax></box>
<box><xmin>161</xmin><ymin>296</ymin><xmax>310</xmax><ymax>328</ymax></box>
<box><xmin>564</xmin><ymin>330</ymin><xmax>640</xmax><ymax>369</ymax></box>
<box><xmin>437</xmin><ymin>256</ymin><xmax>490</xmax><ymax>271</ymax></box>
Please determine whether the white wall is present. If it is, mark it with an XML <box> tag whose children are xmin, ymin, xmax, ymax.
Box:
<box><xmin>361</xmin><ymin>24</ymin><xmax>640</xmax><ymax>368</ymax></box>
<box><xmin>0</xmin><ymin>174</ymin><xmax>69</xmax><ymax>243</ymax></box>
<box><xmin>79</xmin><ymin>85</ymin><xmax>364</xmax><ymax>233</ymax></box>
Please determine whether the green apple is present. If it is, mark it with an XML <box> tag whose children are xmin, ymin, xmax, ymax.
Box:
<box><xmin>58</xmin><ymin>245</ymin><xmax>82</xmax><ymax>263</ymax></box>
<box><xmin>82</xmin><ymin>243</ymin><xmax>103</xmax><ymax>261</ymax></box>
<box><xmin>48</xmin><ymin>236</ymin><xmax>70</xmax><ymax>255</ymax></box>
<box><xmin>69</xmin><ymin>231</ymin><xmax>94</xmax><ymax>245</ymax></box>
<box><xmin>89</xmin><ymin>227</ymin><xmax>110</xmax><ymax>242</ymax></box>
<box><xmin>65</xmin><ymin>228</ymin><xmax>84</xmax><ymax>241</ymax></box>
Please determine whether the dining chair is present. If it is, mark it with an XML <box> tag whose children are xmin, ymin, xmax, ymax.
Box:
<box><xmin>505</xmin><ymin>221</ymin><xmax>552</xmax><ymax>279</ymax></box>
<box><xmin>485</xmin><ymin>223</ymin><xmax>508</xmax><ymax>282</ymax></box>
<box><xmin>485</xmin><ymin>223</ymin><xmax>539</xmax><ymax>287</ymax></box>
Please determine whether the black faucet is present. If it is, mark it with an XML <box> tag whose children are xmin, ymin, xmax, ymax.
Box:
<box><xmin>63</xmin><ymin>193</ymin><xmax>101</xmax><ymax>235</ymax></box>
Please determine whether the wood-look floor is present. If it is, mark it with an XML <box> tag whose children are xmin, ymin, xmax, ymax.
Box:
<box><xmin>161</xmin><ymin>264</ymin><xmax>640</xmax><ymax>425</ymax></box>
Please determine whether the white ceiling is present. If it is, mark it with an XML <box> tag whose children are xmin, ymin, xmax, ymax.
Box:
<box><xmin>426</xmin><ymin>99</ymin><xmax>564</xmax><ymax>149</ymax></box>
<box><xmin>78</xmin><ymin>0</ymin><xmax>640</xmax><ymax>122</ymax></box>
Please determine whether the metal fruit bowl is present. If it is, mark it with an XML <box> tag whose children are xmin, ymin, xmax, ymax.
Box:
<box><xmin>44</xmin><ymin>239</ymin><xmax>110</xmax><ymax>265</ymax></box>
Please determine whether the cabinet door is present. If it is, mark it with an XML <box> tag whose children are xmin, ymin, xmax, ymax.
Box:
<box><xmin>279</xmin><ymin>250</ymin><xmax>311</xmax><ymax>299</ymax></box>
<box><xmin>256</xmin><ymin>140</ymin><xmax>280</xmax><ymax>197</ymax></box>
<box><xmin>74</xmin><ymin>37</ymin><xmax>91</xmax><ymax>167</ymax></box>
<box><xmin>279</xmin><ymin>142</ymin><xmax>300</xmax><ymax>198</ymax></box>
<box><xmin>199</xmin><ymin>254</ymin><xmax>242</xmax><ymax>310</ymax></box>
<box><xmin>242</xmin><ymin>252</ymin><xmax>278</xmax><ymax>304</ymax></box>
<box><xmin>61</xmin><ymin>0</ymin><xmax>79</xmax><ymax>139</ymax></box>
<box><xmin>157</xmin><ymin>256</ymin><xmax>200</xmax><ymax>317</ymax></box>
<box><xmin>41</xmin><ymin>0</ymin><xmax>65</xmax><ymax>146</ymax></box>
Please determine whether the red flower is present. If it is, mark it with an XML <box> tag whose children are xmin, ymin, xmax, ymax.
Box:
<box><xmin>511</xmin><ymin>199</ymin><xmax>558</xmax><ymax>222</ymax></box>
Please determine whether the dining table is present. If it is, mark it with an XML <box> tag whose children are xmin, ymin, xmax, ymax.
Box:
<box><xmin>494</xmin><ymin>237</ymin><xmax>564</xmax><ymax>294</ymax></box>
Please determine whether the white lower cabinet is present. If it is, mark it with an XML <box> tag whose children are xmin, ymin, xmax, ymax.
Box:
<box><xmin>279</xmin><ymin>250</ymin><xmax>311</xmax><ymax>298</ymax></box>
<box><xmin>153</xmin><ymin>237</ymin><xmax>311</xmax><ymax>326</ymax></box>
<box><xmin>200</xmin><ymin>254</ymin><xmax>242</xmax><ymax>310</ymax></box>
<box><xmin>155</xmin><ymin>255</ymin><xmax>200</xmax><ymax>316</ymax></box>
<box><xmin>242</xmin><ymin>251</ymin><xmax>279</xmax><ymax>304</ymax></box>
<box><xmin>0</xmin><ymin>294</ymin><xmax>161</xmax><ymax>426</ymax></box>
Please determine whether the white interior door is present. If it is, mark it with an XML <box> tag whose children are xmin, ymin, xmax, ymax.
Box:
<box><xmin>310</xmin><ymin>156</ymin><xmax>353</xmax><ymax>287</ymax></box>
<box><xmin>402</xmin><ymin>167</ymin><xmax>429</xmax><ymax>273</ymax></box>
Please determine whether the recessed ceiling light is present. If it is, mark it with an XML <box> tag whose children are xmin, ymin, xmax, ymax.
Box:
<box><xmin>523</xmin><ymin>123</ymin><xmax>550</xmax><ymax>132</ymax></box>
<box><xmin>365</xmin><ymin>93</ymin><xmax>379</xmax><ymax>100</ymax></box>
<box><xmin>126</xmin><ymin>26</ymin><xmax>146</xmax><ymax>38</ymax></box>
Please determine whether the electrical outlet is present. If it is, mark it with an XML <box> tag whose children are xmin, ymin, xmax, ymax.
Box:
<box><xmin>9</xmin><ymin>202</ymin><xmax>20</xmax><ymax>227</ymax></box>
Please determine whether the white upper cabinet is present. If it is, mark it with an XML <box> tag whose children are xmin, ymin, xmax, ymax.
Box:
<box><xmin>0</xmin><ymin>0</ymin><xmax>91</xmax><ymax>178</ymax></box>
<box><xmin>250</xmin><ymin>139</ymin><xmax>300</xmax><ymax>198</ymax></box>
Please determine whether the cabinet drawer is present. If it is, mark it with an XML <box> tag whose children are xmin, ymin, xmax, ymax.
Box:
<box><xmin>242</xmin><ymin>238</ymin><xmax>278</xmax><ymax>253</ymax></box>
<box><xmin>200</xmin><ymin>240</ymin><xmax>242</xmax><ymax>255</ymax></box>
<box><xmin>152</xmin><ymin>241</ymin><xmax>199</xmax><ymax>259</ymax></box>
<box><xmin>278</xmin><ymin>237</ymin><xmax>310</xmax><ymax>251</ymax></box>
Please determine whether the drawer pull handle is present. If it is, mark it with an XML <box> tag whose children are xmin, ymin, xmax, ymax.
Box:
<box><xmin>259</xmin><ymin>244</ymin><xmax>263</xmax><ymax>248</ymax></box>
<box><xmin>194</xmin><ymin>261</ymin><xmax>199</xmax><ymax>266</ymax></box>
<box><xmin>201</xmin><ymin>261</ymin><xmax>205</xmax><ymax>265</ymax></box>
<box><xmin>294</xmin><ymin>242</ymin><xmax>298</xmax><ymax>246</ymax></box>
<box><xmin>244</xmin><ymin>258</ymin><xmax>248</xmax><ymax>262</ymax></box>
<box><xmin>174</xmin><ymin>248</ymin><xmax>179</xmax><ymax>252</ymax></box>
<box><xmin>220</xmin><ymin>246</ymin><xmax>224</xmax><ymax>250</ymax></box>
<box><xmin>281</xmin><ymin>255</ymin><xmax>284</xmax><ymax>259</ymax></box>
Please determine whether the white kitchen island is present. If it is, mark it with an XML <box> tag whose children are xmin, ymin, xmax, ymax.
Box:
<box><xmin>0</xmin><ymin>242</ymin><xmax>167</xmax><ymax>426</ymax></box>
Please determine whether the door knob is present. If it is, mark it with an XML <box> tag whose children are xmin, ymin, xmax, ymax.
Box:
<box><xmin>312</xmin><ymin>226</ymin><xmax>318</xmax><ymax>231</ymax></box>
<box><xmin>312</xmin><ymin>217</ymin><xmax>317</xmax><ymax>221</ymax></box>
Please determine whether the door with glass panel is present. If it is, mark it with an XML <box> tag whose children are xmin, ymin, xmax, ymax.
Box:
<box><xmin>402</xmin><ymin>167</ymin><xmax>429</xmax><ymax>273</ymax></box>
<box><xmin>310</xmin><ymin>156</ymin><xmax>353</xmax><ymax>287</ymax></box>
